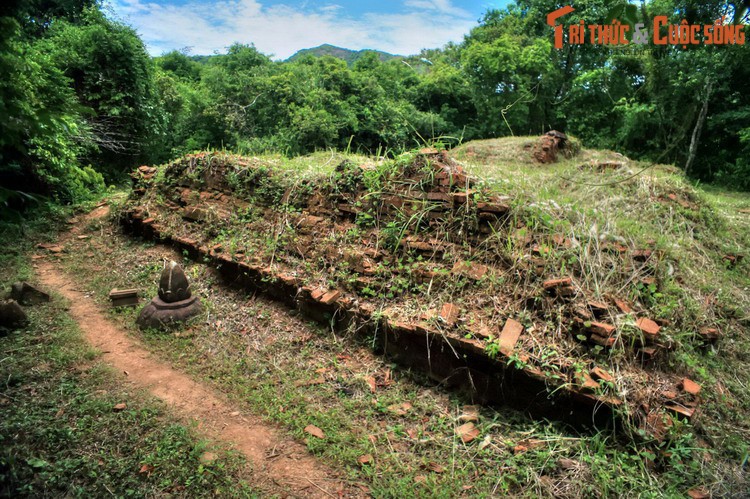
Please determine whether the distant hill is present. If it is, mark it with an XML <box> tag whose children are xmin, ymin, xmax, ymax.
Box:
<box><xmin>286</xmin><ymin>44</ymin><xmax>401</xmax><ymax>65</ymax></box>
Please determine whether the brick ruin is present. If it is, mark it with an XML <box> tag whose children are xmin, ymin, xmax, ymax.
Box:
<box><xmin>122</xmin><ymin>150</ymin><xmax>714</xmax><ymax>438</ymax></box>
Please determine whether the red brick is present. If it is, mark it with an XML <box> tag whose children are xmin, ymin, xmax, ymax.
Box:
<box><xmin>579</xmin><ymin>373</ymin><xmax>600</xmax><ymax>393</ymax></box>
<box><xmin>277</xmin><ymin>273</ymin><xmax>301</xmax><ymax>287</ymax></box>
<box><xmin>665</xmin><ymin>402</ymin><xmax>695</xmax><ymax>420</ymax></box>
<box><xmin>590</xmin><ymin>367</ymin><xmax>614</xmax><ymax>383</ymax></box>
<box><xmin>638</xmin><ymin>346</ymin><xmax>658</xmax><ymax>360</ymax></box>
<box><xmin>439</xmin><ymin>303</ymin><xmax>460</xmax><ymax>326</ymax></box>
<box><xmin>426</xmin><ymin>192</ymin><xmax>451</xmax><ymax>203</ymax></box>
<box><xmin>476</xmin><ymin>201</ymin><xmax>510</xmax><ymax>214</ymax></box>
<box><xmin>590</xmin><ymin>334</ymin><xmax>616</xmax><ymax>348</ymax></box>
<box><xmin>614</xmin><ymin>299</ymin><xmax>633</xmax><ymax>314</ymax></box>
<box><xmin>390</xmin><ymin>321</ymin><xmax>417</xmax><ymax>334</ymax></box>
<box><xmin>587</xmin><ymin>301</ymin><xmax>609</xmax><ymax>315</ymax></box>
<box><xmin>450</xmin><ymin>190</ymin><xmax>476</xmax><ymax>204</ymax></box>
<box><xmin>686</xmin><ymin>487</ymin><xmax>710</xmax><ymax>499</ymax></box>
<box><xmin>543</xmin><ymin>277</ymin><xmax>573</xmax><ymax>290</ymax></box>
<box><xmin>320</xmin><ymin>290</ymin><xmax>341</xmax><ymax>305</ymax></box>
<box><xmin>452</xmin><ymin>261</ymin><xmax>489</xmax><ymax>280</ymax></box>
<box><xmin>699</xmin><ymin>327</ymin><xmax>721</xmax><ymax>343</ymax></box>
<box><xmin>498</xmin><ymin>318</ymin><xmax>524</xmax><ymax>354</ymax></box>
<box><xmin>679</xmin><ymin>378</ymin><xmax>701</xmax><ymax>396</ymax></box>
<box><xmin>589</xmin><ymin>322</ymin><xmax>616</xmax><ymax>338</ymax></box>
<box><xmin>310</xmin><ymin>288</ymin><xmax>325</xmax><ymax>302</ymax></box>
<box><xmin>635</xmin><ymin>318</ymin><xmax>661</xmax><ymax>339</ymax></box>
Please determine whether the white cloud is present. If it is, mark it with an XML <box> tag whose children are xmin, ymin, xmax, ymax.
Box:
<box><xmin>106</xmin><ymin>0</ymin><xmax>477</xmax><ymax>58</ymax></box>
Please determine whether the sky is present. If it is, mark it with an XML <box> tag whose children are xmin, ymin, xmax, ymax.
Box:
<box><xmin>105</xmin><ymin>0</ymin><xmax>512</xmax><ymax>59</ymax></box>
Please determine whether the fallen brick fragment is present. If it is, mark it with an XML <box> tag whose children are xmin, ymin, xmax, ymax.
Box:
<box><xmin>386</xmin><ymin>402</ymin><xmax>413</xmax><ymax>416</ymax></box>
<box><xmin>613</xmin><ymin>298</ymin><xmax>633</xmax><ymax>314</ymax></box>
<box><xmin>476</xmin><ymin>201</ymin><xmax>510</xmax><ymax>214</ymax></box>
<box><xmin>320</xmin><ymin>290</ymin><xmax>341</xmax><ymax>306</ymax></box>
<box><xmin>635</xmin><ymin>318</ymin><xmax>661</xmax><ymax>340</ymax></box>
<box><xmin>590</xmin><ymin>367</ymin><xmax>614</xmax><ymax>383</ymax></box>
<box><xmin>638</xmin><ymin>346</ymin><xmax>658</xmax><ymax>361</ymax></box>
<box><xmin>458</xmin><ymin>405</ymin><xmax>480</xmax><ymax>423</ymax></box>
<box><xmin>543</xmin><ymin>277</ymin><xmax>573</xmax><ymax>292</ymax></box>
<box><xmin>698</xmin><ymin>327</ymin><xmax>721</xmax><ymax>343</ymax></box>
<box><xmin>304</xmin><ymin>424</ymin><xmax>326</xmax><ymax>439</ymax></box>
<box><xmin>449</xmin><ymin>190</ymin><xmax>476</xmax><ymax>204</ymax></box>
<box><xmin>456</xmin><ymin>422</ymin><xmax>480</xmax><ymax>443</ymax></box>
<box><xmin>587</xmin><ymin>300</ymin><xmax>609</xmax><ymax>316</ymax></box>
<box><xmin>686</xmin><ymin>486</ymin><xmax>710</xmax><ymax>499</ymax></box>
<box><xmin>439</xmin><ymin>303</ymin><xmax>460</xmax><ymax>326</ymax></box>
<box><xmin>679</xmin><ymin>378</ymin><xmax>701</xmax><ymax>396</ymax></box>
<box><xmin>498</xmin><ymin>318</ymin><xmax>524</xmax><ymax>355</ymax></box>
<box><xmin>579</xmin><ymin>373</ymin><xmax>600</xmax><ymax>393</ymax></box>
<box><xmin>452</xmin><ymin>260</ymin><xmax>489</xmax><ymax>280</ymax></box>
<box><xmin>589</xmin><ymin>322</ymin><xmax>616</xmax><ymax>338</ymax></box>
<box><xmin>665</xmin><ymin>402</ymin><xmax>695</xmax><ymax>420</ymax></box>
<box><xmin>590</xmin><ymin>334</ymin><xmax>616</xmax><ymax>348</ymax></box>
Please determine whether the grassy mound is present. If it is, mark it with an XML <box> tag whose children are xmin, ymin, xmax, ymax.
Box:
<box><xmin>121</xmin><ymin>139</ymin><xmax>749</xmax><ymax>470</ymax></box>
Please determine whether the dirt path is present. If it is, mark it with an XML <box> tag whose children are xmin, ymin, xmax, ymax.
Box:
<box><xmin>35</xmin><ymin>256</ymin><xmax>360</xmax><ymax>497</ymax></box>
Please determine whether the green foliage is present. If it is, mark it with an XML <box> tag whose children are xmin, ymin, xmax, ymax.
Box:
<box><xmin>40</xmin><ymin>7</ymin><xmax>163</xmax><ymax>175</ymax></box>
<box><xmin>3</xmin><ymin>0</ymin><xmax>750</xmax><ymax>221</ymax></box>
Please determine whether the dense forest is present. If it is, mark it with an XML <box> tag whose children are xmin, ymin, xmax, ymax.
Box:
<box><xmin>2</xmin><ymin>0</ymin><xmax>749</xmax><ymax>211</ymax></box>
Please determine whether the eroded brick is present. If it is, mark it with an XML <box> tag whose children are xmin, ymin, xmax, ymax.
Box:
<box><xmin>498</xmin><ymin>318</ymin><xmax>524</xmax><ymax>354</ymax></box>
<box><xmin>439</xmin><ymin>303</ymin><xmax>460</xmax><ymax>326</ymax></box>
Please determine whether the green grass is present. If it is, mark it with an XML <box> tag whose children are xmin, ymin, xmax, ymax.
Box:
<box><xmin>0</xmin><ymin>211</ymin><xmax>255</xmax><ymax>498</ymax></box>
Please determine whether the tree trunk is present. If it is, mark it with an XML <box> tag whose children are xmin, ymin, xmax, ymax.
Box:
<box><xmin>685</xmin><ymin>79</ymin><xmax>713</xmax><ymax>177</ymax></box>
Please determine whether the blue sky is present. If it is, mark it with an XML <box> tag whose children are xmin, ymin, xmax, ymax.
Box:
<box><xmin>105</xmin><ymin>0</ymin><xmax>512</xmax><ymax>59</ymax></box>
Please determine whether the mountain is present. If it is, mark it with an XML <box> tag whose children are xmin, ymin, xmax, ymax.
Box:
<box><xmin>286</xmin><ymin>44</ymin><xmax>401</xmax><ymax>65</ymax></box>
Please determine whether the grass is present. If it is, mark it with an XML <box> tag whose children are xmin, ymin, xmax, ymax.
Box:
<box><xmin>0</xmin><ymin>209</ymin><xmax>255</xmax><ymax>498</ymax></box>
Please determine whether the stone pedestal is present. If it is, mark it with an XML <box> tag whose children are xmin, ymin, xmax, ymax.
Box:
<box><xmin>137</xmin><ymin>261</ymin><xmax>201</xmax><ymax>330</ymax></box>
<box><xmin>136</xmin><ymin>295</ymin><xmax>202</xmax><ymax>329</ymax></box>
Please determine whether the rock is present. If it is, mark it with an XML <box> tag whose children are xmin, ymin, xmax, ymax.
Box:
<box><xmin>10</xmin><ymin>282</ymin><xmax>50</xmax><ymax>305</ymax></box>
<box><xmin>158</xmin><ymin>261</ymin><xmax>192</xmax><ymax>303</ymax></box>
<box><xmin>199</xmin><ymin>452</ymin><xmax>219</xmax><ymax>465</ymax></box>
<box><xmin>0</xmin><ymin>300</ymin><xmax>28</xmax><ymax>331</ymax></box>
